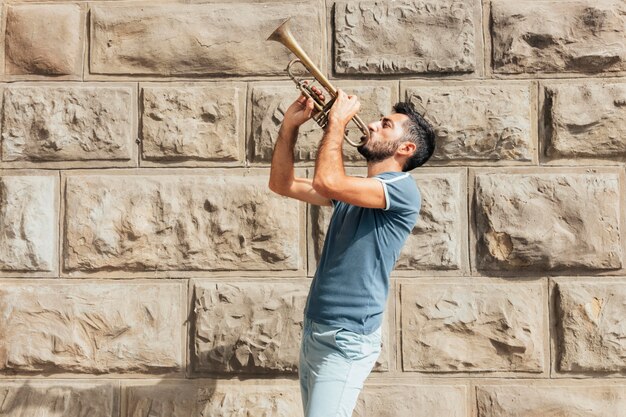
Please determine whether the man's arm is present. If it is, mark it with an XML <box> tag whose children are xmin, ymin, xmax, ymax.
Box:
<box><xmin>312</xmin><ymin>90</ymin><xmax>386</xmax><ymax>209</ymax></box>
<box><xmin>268</xmin><ymin>90</ymin><xmax>332</xmax><ymax>207</ymax></box>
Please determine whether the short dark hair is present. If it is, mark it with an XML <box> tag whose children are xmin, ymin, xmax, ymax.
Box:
<box><xmin>392</xmin><ymin>102</ymin><xmax>435</xmax><ymax>171</ymax></box>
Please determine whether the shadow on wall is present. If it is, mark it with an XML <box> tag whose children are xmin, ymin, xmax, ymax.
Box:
<box><xmin>0</xmin><ymin>376</ymin><xmax>305</xmax><ymax>416</ymax></box>
<box><xmin>0</xmin><ymin>380</ymin><xmax>121</xmax><ymax>416</ymax></box>
<box><xmin>0</xmin><ymin>378</ymin><xmax>229</xmax><ymax>417</ymax></box>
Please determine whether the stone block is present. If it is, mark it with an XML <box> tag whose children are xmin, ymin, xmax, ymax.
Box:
<box><xmin>354</xmin><ymin>384</ymin><xmax>467</xmax><ymax>417</ymax></box>
<box><xmin>491</xmin><ymin>0</ymin><xmax>626</xmax><ymax>74</ymax></box>
<box><xmin>192</xmin><ymin>281</ymin><xmax>308</xmax><ymax>374</ymax></box>
<box><xmin>63</xmin><ymin>171</ymin><xmax>302</xmax><ymax>274</ymax></box>
<box><xmin>476</xmin><ymin>384</ymin><xmax>626</xmax><ymax>416</ymax></box>
<box><xmin>555</xmin><ymin>280</ymin><xmax>626</xmax><ymax>373</ymax></box>
<box><xmin>1</xmin><ymin>84</ymin><xmax>135</xmax><ymax>166</ymax></box>
<box><xmin>192</xmin><ymin>280</ymin><xmax>389</xmax><ymax>374</ymax></box>
<box><xmin>124</xmin><ymin>379</ymin><xmax>300</xmax><ymax>417</ymax></box>
<box><xmin>334</xmin><ymin>0</ymin><xmax>476</xmax><ymax>74</ymax></box>
<box><xmin>0</xmin><ymin>281</ymin><xmax>184</xmax><ymax>374</ymax></box>
<box><xmin>309</xmin><ymin>170</ymin><xmax>465</xmax><ymax>274</ymax></box>
<box><xmin>141</xmin><ymin>84</ymin><xmax>245</xmax><ymax>164</ymax></box>
<box><xmin>543</xmin><ymin>81</ymin><xmax>626</xmax><ymax>160</ymax></box>
<box><xmin>0</xmin><ymin>174</ymin><xmax>57</xmax><ymax>274</ymax></box>
<box><xmin>90</xmin><ymin>3</ymin><xmax>321</xmax><ymax>76</ymax></box>
<box><xmin>404</xmin><ymin>82</ymin><xmax>534</xmax><ymax>163</ymax></box>
<box><xmin>249</xmin><ymin>82</ymin><xmax>395</xmax><ymax>164</ymax></box>
<box><xmin>0</xmin><ymin>380</ymin><xmax>118</xmax><ymax>417</ymax></box>
<box><xmin>473</xmin><ymin>171</ymin><xmax>622</xmax><ymax>271</ymax></box>
<box><xmin>5</xmin><ymin>4</ymin><xmax>83</xmax><ymax>76</ymax></box>
<box><xmin>401</xmin><ymin>281</ymin><xmax>545</xmax><ymax>372</ymax></box>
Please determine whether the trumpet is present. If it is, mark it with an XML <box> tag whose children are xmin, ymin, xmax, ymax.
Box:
<box><xmin>267</xmin><ymin>18</ymin><xmax>369</xmax><ymax>147</ymax></box>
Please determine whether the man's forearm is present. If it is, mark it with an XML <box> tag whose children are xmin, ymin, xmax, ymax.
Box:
<box><xmin>269</xmin><ymin>122</ymin><xmax>299</xmax><ymax>193</ymax></box>
<box><xmin>313</xmin><ymin>122</ymin><xmax>347</xmax><ymax>192</ymax></box>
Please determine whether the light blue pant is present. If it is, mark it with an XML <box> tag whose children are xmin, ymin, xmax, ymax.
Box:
<box><xmin>299</xmin><ymin>318</ymin><xmax>382</xmax><ymax>417</ymax></box>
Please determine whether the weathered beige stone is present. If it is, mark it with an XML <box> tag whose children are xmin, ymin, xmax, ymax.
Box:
<box><xmin>249</xmin><ymin>82</ymin><xmax>394</xmax><ymax>163</ymax></box>
<box><xmin>491</xmin><ymin>0</ymin><xmax>626</xmax><ymax>74</ymax></box>
<box><xmin>397</xmin><ymin>173</ymin><xmax>465</xmax><ymax>271</ymax></box>
<box><xmin>141</xmin><ymin>84</ymin><xmax>244</xmax><ymax>163</ymax></box>
<box><xmin>0</xmin><ymin>381</ymin><xmax>119</xmax><ymax>417</ymax></box>
<box><xmin>124</xmin><ymin>380</ymin><xmax>300</xmax><ymax>417</ymax></box>
<box><xmin>401</xmin><ymin>282</ymin><xmax>545</xmax><ymax>372</ymax></box>
<box><xmin>63</xmin><ymin>172</ymin><xmax>301</xmax><ymax>273</ymax></box>
<box><xmin>0</xmin><ymin>282</ymin><xmax>184</xmax><ymax>374</ymax></box>
<box><xmin>0</xmin><ymin>175</ymin><xmax>57</xmax><ymax>272</ymax></box>
<box><xmin>1</xmin><ymin>85</ymin><xmax>135</xmax><ymax>164</ymax></box>
<box><xmin>90</xmin><ymin>3</ymin><xmax>321</xmax><ymax>76</ymax></box>
<box><xmin>405</xmin><ymin>83</ymin><xmax>533</xmax><ymax>163</ymax></box>
<box><xmin>192</xmin><ymin>280</ymin><xmax>388</xmax><ymax>374</ymax></box>
<box><xmin>555</xmin><ymin>281</ymin><xmax>626</xmax><ymax>373</ymax></box>
<box><xmin>354</xmin><ymin>384</ymin><xmax>467</xmax><ymax>417</ymax></box>
<box><xmin>5</xmin><ymin>4</ymin><xmax>83</xmax><ymax>76</ymax></box>
<box><xmin>544</xmin><ymin>81</ymin><xmax>626</xmax><ymax>159</ymax></box>
<box><xmin>310</xmin><ymin>171</ymin><xmax>464</xmax><ymax>273</ymax></box>
<box><xmin>192</xmin><ymin>281</ymin><xmax>308</xmax><ymax>373</ymax></box>
<box><xmin>334</xmin><ymin>0</ymin><xmax>476</xmax><ymax>74</ymax></box>
<box><xmin>476</xmin><ymin>384</ymin><xmax>626</xmax><ymax>416</ymax></box>
<box><xmin>474</xmin><ymin>172</ymin><xmax>622</xmax><ymax>271</ymax></box>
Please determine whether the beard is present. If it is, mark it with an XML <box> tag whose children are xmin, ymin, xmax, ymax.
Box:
<box><xmin>357</xmin><ymin>136</ymin><xmax>400</xmax><ymax>163</ymax></box>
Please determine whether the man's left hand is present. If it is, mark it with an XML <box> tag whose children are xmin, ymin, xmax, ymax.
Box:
<box><xmin>327</xmin><ymin>89</ymin><xmax>361</xmax><ymax>129</ymax></box>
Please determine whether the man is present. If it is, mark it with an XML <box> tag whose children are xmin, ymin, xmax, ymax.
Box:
<box><xmin>268</xmin><ymin>86</ymin><xmax>435</xmax><ymax>417</ymax></box>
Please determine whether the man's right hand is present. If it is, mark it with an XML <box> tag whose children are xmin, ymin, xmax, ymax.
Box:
<box><xmin>282</xmin><ymin>83</ymin><xmax>325</xmax><ymax>130</ymax></box>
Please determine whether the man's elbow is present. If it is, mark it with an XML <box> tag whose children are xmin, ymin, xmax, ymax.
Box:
<box><xmin>268</xmin><ymin>180</ymin><xmax>286</xmax><ymax>196</ymax></box>
<box><xmin>312</xmin><ymin>177</ymin><xmax>336</xmax><ymax>198</ymax></box>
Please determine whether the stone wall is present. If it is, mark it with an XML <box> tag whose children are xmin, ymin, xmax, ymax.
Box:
<box><xmin>0</xmin><ymin>0</ymin><xmax>625</xmax><ymax>415</ymax></box>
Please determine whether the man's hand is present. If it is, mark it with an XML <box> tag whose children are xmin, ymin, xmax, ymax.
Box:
<box><xmin>327</xmin><ymin>89</ymin><xmax>361</xmax><ymax>130</ymax></box>
<box><xmin>282</xmin><ymin>82</ymin><xmax>326</xmax><ymax>130</ymax></box>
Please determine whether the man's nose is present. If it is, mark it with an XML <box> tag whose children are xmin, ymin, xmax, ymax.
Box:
<box><xmin>367</xmin><ymin>121</ymin><xmax>378</xmax><ymax>132</ymax></box>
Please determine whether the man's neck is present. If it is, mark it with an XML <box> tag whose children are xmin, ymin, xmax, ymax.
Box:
<box><xmin>367</xmin><ymin>160</ymin><xmax>403</xmax><ymax>177</ymax></box>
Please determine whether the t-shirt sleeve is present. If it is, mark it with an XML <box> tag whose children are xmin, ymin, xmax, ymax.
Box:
<box><xmin>374</xmin><ymin>175</ymin><xmax>421</xmax><ymax>214</ymax></box>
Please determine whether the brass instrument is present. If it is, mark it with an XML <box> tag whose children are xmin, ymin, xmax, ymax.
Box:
<box><xmin>267</xmin><ymin>18</ymin><xmax>369</xmax><ymax>147</ymax></box>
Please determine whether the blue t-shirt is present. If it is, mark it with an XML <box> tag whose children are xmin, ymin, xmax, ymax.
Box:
<box><xmin>304</xmin><ymin>171</ymin><xmax>421</xmax><ymax>334</ymax></box>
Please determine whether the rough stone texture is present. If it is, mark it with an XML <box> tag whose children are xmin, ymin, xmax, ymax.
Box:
<box><xmin>543</xmin><ymin>81</ymin><xmax>626</xmax><ymax>160</ymax></box>
<box><xmin>1</xmin><ymin>85</ymin><xmax>134</xmax><ymax>163</ymax></box>
<box><xmin>192</xmin><ymin>281</ymin><xmax>307</xmax><ymax>374</ymax></box>
<box><xmin>141</xmin><ymin>85</ymin><xmax>244</xmax><ymax>163</ymax></box>
<box><xmin>555</xmin><ymin>281</ymin><xmax>626</xmax><ymax>373</ymax></box>
<box><xmin>334</xmin><ymin>0</ymin><xmax>476</xmax><ymax>74</ymax></box>
<box><xmin>0</xmin><ymin>282</ymin><xmax>183</xmax><ymax>374</ymax></box>
<box><xmin>354</xmin><ymin>384</ymin><xmax>467</xmax><ymax>417</ymax></box>
<box><xmin>401</xmin><ymin>282</ymin><xmax>545</xmax><ymax>372</ymax></box>
<box><xmin>310</xmin><ymin>171</ymin><xmax>464</xmax><ymax>273</ymax></box>
<box><xmin>90</xmin><ymin>3</ymin><xmax>321</xmax><ymax>76</ymax></box>
<box><xmin>405</xmin><ymin>83</ymin><xmax>533</xmax><ymax>163</ymax></box>
<box><xmin>474</xmin><ymin>172</ymin><xmax>622</xmax><ymax>271</ymax></box>
<box><xmin>192</xmin><ymin>280</ymin><xmax>388</xmax><ymax>374</ymax></box>
<box><xmin>0</xmin><ymin>381</ymin><xmax>119</xmax><ymax>417</ymax></box>
<box><xmin>63</xmin><ymin>173</ymin><xmax>301</xmax><ymax>273</ymax></box>
<box><xmin>476</xmin><ymin>384</ymin><xmax>626</xmax><ymax>416</ymax></box>
<box><xmin>124</xmin><ymin>380</ymin><xmax>300</xmax><ymax>417</ymax></box>
<box><xmin>491</xmin><ymin>0</ymin><xmax>626</xmax><ymax>74</ymax></box>
<box><xmin>0</xmin><ymin>175</ymin><xmax>57</xmax><ymax>272</ymax></box>
<box><xmin>1</xmin><ymin>0</ymin><xmax>624</xmax><ymax>408</ymax></box>
<box><xmin>249</xmin><ymin>83</ymin><xmax>394</xmax><ymax>163</ymax></box>
<box><xmin>5</xmin><ymin>4</ymin><xmax>83</xmax><ymax>76</ymax></box>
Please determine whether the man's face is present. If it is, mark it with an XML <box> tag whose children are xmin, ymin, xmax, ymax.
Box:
<box><xmin>357</xmin><ymin>113</ymin><xmax>409</xmax><ymax>163</ymax></box>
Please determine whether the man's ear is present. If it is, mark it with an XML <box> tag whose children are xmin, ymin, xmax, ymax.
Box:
<box><xmin>399</xmin><ymin>141</ymin><xmax>417</xmax><ymax>156</ymax></box>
